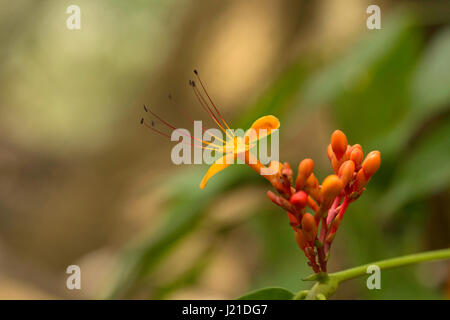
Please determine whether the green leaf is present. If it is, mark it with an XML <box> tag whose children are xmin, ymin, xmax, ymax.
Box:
<box><xmin>237</xmin><ymin>287</ymin><xmax>294</xmax><ymax>300</ymax></box>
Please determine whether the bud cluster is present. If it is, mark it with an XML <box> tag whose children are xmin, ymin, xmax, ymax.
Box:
<box><xmin>266</xmin><ymin>130</ymin><xmax>381</xmax><ymax>273</ymax></box>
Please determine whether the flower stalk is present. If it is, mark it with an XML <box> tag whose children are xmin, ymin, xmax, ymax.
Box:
<box><xmin>297</xmin><ymin>248</ymin><xmax>450</xmax><ymax>300</ymax></box>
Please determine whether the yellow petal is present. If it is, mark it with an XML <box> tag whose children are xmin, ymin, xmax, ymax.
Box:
<box><xmin>199</xmin><ymin>153</ymin><xmax>236</xmax><ymax>189</ymax></box>
<box><xmin>245</xmin><ymin>115</ymin><xmax>280</xmax><ymax>143</ymax></box>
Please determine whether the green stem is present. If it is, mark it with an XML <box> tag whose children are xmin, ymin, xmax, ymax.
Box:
<box><xmin>298</xmin><ymin>248</ymin><xmax>450</xmax><ymax>300</ymax></box>
<box><xmin>331</xmin><ymin>248</ymin><xmax>450</xmax><ymax>283</ymax></box>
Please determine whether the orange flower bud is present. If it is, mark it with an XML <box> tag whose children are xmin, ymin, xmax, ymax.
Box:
<box><xmin>352</xmin><ymin>144</ymin><xmax>362</xmax><ymax>152</ymax></box>
<box><xmin>350</xmin><ymin>148</ymin><xmax>363</xmax><ymax>166</ymax></box>
<box><xmin>305</xmin><ymin>173</ymin><xmax>319</xmax><ymax>188</ymax></box>
<box><xmin>331</xmin><ymin>130</ymin><xmax>348</xmax><ymax>160</ymax></box>
<box><xmin>301</xmin><ymin>213</ymin><xmax>317</xmax><ymax>241</ymax></box>
<box><xmin>304</xmin><ymin>173</ymin><xmax>321</xmax><ymax>201</ymax></box>
<box><xmin>362</xmin><ymin>150</ymin><xmax>381</xmax><ymax>178</ymax></box>
<box><xmin>294</xmin><ymin>229</ymin><xmax>308</xmax><ymax>249</ymax></box>
<box><xmin>331</xmin><ymin>156</ymin><xmax>339</xmax><ymax>174</ymax></box>
<box><xmin>354</xmin><ymin>168</ymin><xmax>369</xmax><ymax>191</ymax></box>
<box><xmin>321</xmin><ymin>174</ymin><xmax>344</xmax><ymax>208</ymax></box>
<box><xmin>338</xmin><ymin>160</ymin><xmax>355</xmax><ymax>187</ymax></box>
<box><xmin>296</xmin><ymin>158</ymin><xmax>314</xmax><ymax>190</ymax></box>
<box><xmin>327</xmin><ymin>144</ymin><xmax>334</xmax><ymax>160</ymax></box>
<box><xmin>345</xmin><ymin>145</ymin><xmax>352</xmax><ymax>159</ymax></box>
<box><xmin>301</xmin><ymin>213</ymin><xmax>316</xmax><ymax>232</ymax></box>
<box><xmin>290</xmin><ymin>191</ymin><xmax>308</xmax><ymax>208</ymax></box>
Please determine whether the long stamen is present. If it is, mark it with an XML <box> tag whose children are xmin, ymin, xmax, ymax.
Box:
<box><xmin>190</xmin><ymin>81</ymin><xmax>234</xmax><ymax>140</ymax></box>
<box><xmin>194</xmin><ymin>69</ymin><xmax>233</xmax><ymax>133</ymax></box>
<box><xmin>140</xmin><ymin>118</ymin><xmax>220</xmax><ymax>152</ymax></box>
<box><xmin>168</xmin><ymin>94</ymin><xmax>227</xmax><ymax>145</ymax></box>
<box><xmin>143</xmin><ymin>105</ymin><xmax>222</xmax><ymax>150</ymax></box>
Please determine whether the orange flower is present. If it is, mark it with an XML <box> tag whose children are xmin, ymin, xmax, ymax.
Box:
<box><xmin>199</xmin><ymin>115</ymin><xmax>280</xmax><ymax>189</ymax></box>
<box><xmin>139</xmin><ymin>69</ymin><xmax>280</xmax><ymax>190</ymax></box>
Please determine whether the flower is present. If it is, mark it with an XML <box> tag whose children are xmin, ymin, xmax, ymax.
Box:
<box><xmin>199</xmin><ymin>115</ymin><xmax>280</xmax><ymax>189</ymax></box>
<box><xmin>139</xmin><ymin>69</ymin><xmax>280</xmax><ymax>190</ymax></box>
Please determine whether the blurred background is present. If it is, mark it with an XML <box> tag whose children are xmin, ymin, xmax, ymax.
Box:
<box><xmin>0</xmin><ymin>0</ymin><xmax>448</xmax><ymax>299</ymax></box>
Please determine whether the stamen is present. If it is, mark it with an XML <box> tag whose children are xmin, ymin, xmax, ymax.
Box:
<box><xmin>194</xmin><ymin>69</ymin><xmax>233</xmax><ymax>133</ymax></box>
<box><xmin>190</xmin><ymin>81</ymin><xmax>234</xmax><ymax>140</ymax></box>
<box><xmin>167</xmin><ymin>93</ymin><xmax>227</xmax><ymax>145</ymax></box>
<box><xmin>140</xmin><ymin>118</ymin><xmax>220</xmax><ymax>151</ymax></box>
<box><xmin>142</xmin><ymin>105</ymin><xmax>222</xmax><ymax>151</ymax></box>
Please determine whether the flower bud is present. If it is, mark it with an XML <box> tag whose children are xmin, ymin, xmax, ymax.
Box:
<box><xmin>304</xmin><ymin>173</ymin><xmax>321</xmax><ymax>201</ymax></box>
<box><xmin>321</xmin><ymin>174</ymin><xmax>344</xmax><ymax>209</ymax></box>
<box><xmin>338</xmin><ymin>160</ymin><xmax>355</xmax><ymax>187</ymax></box>
<box><xmin>301</xmin><ymin>213</ymin><xmax>317</xmax><ymax>241</ymax></box>
<box><xmin>327</xmin><ymin>144</ymin><xmax>334</xmax><ymax>160</ymax></box>
<box><xmin>331</xmin><ymin>130</ymin><xmax>348</xmax><ymax>160</ymax></box>
<box><xmin>352</xmin><ymin>144</ymin><xmax>362</xmax><ymax>152</ymax></box>
<box><xmin>354</xmin><ymin>168</ymin><xmax>369</xmax><ymax>191</ymax></box>
<box><xmin>361</xmin><ymin>150</ymin><xmax>381</xmax><ymax>178</ymax></box>
<box><xmin>350</xmin><ymin>148</ymin><xmax>363</xmax><ymax>166</ymax></box>
<box><xmin>296</xmin><ymin>158</ymin><xmax>314</xmax><ymax>190</ymax></box>
<box><xmin>294</xmin><ymin>229</ymin><xmax>308</xmax><ymax>249</ymax></box>
<box><xmin>331</xmin><ymin>156</ymin><xmax>339</xmax><ymax>174</ymax></box>
<box><xmin>290</xmin><ymin>191</ymin><xmax>308</xmax><ymax>208</ymax></box>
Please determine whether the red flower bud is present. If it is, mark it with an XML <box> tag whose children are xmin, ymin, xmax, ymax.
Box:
<box><xmin>290</xmin><ymin>191</ymin><xmax>308</xmax><ymax>208</ymax></box>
